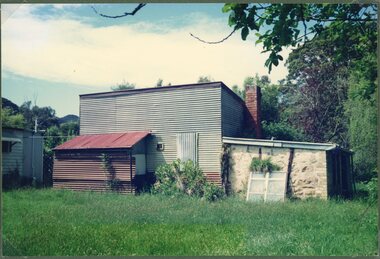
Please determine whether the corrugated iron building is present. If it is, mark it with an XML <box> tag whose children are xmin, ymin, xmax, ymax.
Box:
<box><xmin>53</xmin><ymin>81</ymin><xmax>353</xmax><ymax>197</ymax></box>
<box><xmin>53</xmin><ymin>82</ymin><xmax>256</xmax><ymax>193</ymax></box>
<box><xmin>53</xmin><ymin>132</ymin><xmax>149</xmax><ymax>193</ymax></box>
<box><xmin>2</xmin><ymin>127</ymin><xmax>44</xmax><ymax>184</ymax></box>
<box><xmin>77</xmin><ymin>82</ymin><xmax>250</xmax><ymax>187</ymax></box>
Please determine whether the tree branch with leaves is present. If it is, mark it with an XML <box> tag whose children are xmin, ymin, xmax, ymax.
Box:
<box><xmin>192</xmin><ymin>3</ymin><xmax>377</xmax><ymax>72</ymax></box>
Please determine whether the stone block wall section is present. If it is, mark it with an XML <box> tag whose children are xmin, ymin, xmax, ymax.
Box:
<box><xmin>228</xmin><ymin>144</ymin><xmax>328</xmax><ymax>199</ymax></box>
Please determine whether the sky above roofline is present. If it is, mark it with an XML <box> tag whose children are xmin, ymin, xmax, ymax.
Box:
<box><xmin>2</xmin><ymin>3</ymin><xmax>289</xmax><ymax>117</ymax></box>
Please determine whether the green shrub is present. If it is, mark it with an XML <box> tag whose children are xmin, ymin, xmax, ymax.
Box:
<box><xmin>249</xmin><ymin>157</ymin><xmax>281</xmax><ymax>173</ymax></box>
<box><xmin>365</xmin><ymin>177</ymin><xmax>378</xmax><ymax>203</ymax></box>
<box><xmin>153</xmin><ymin>159</ymin><xmax>225</xmax><ymax>201</ymax></box>
<box><xmin>203</xmin><ymin>183</ymin><xmax>225</xmax><ymax>202</ymax></box>
<box><xmin>152</xmin><ymin>162</ymin><xmax>181</xmax><ymax>196</ymax></box>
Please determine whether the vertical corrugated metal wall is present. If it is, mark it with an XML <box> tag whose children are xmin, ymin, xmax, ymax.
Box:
<box><xmin>176</xmin><ymin>132</ymin><xmax>198</xmax><ymax>163</ymax></box>
<box><xmin>23</xmin><ymin>135</ymin><xmax>44</xmax><ymax>182</ymax></box>
<box><xmin>53</xmin><ymin>151</ymin><xmax>135</xmax><ymax>193</ymax></box>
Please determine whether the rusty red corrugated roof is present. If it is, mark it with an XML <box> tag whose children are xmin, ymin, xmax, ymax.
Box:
<box><xmin>53</xmin><ymin>131</ymin><xmax>150</xmax><ymax>150</ymax></box>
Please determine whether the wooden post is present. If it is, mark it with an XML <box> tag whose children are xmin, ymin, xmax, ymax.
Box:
<box><xmin>129</xmin><ymin>149</ymin><xmax>133</xmax><ymax>193</ymax></box>
<box><xmin>246</xmin><ymin>172</ymin><xmax>253</xmax><ymax>201</ymax></box>
<box><xmin>286</xmin><ymin>148</ymin><xmax>295</xmax><ymax>197</ymax></box>
<box><xmin>263</xmin><ymin>172</ymin><xmax>269</xmax><ymax>202</ymax></box>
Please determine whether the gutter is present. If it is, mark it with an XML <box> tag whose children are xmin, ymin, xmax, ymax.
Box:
<box><xmin>222</xmin><ymin>137</ymin><xmax>338</xmax><ymax>151</ymax></box>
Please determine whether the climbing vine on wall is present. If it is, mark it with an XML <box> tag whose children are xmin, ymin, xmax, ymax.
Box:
<box><xmin>100</xmin><ymin>153</ymin><xmax>121</xmax><ymax>191</ymax></box>
<box><xmin>221</xmin><ymin>144</ymin><xmax>232</xmax><ymax>195</ymax></box>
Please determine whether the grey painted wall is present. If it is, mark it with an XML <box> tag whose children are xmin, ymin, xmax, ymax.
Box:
<box><xmin>2</xmin><ymin>128</ymin><xmax>43</xmax><ymax>182</ymax></box>
<box><xmin>2</xmin><ymin>129</ymin><xmax>24</xmax><ymax>175</ymax></box>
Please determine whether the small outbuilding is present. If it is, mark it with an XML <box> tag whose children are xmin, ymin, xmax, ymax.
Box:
<box><xmin>223</xmin><ymin>137</ymin><xmax>354</xmax><ymax>199</ymax></box>
<box><xmin>2</xmin><ymin>127</ymin><xmax>44</xmax><ymax>186</ymax></box>
<box><xmin>53</xmin><ymin>131</ymin><xmax>150</xmax><ymax>193</ymax></box>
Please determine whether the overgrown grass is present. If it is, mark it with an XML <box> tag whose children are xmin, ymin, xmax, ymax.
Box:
<box><xmin>2</xmin><ymin>188</ymin><xmax>378</xmax><ymax>256</ymax></box>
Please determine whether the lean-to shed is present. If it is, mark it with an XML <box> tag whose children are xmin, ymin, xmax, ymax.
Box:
<box><xmin>53</xmin><ymin>131</ymin><xmax>150</xmax><ymax>193</ymax></box>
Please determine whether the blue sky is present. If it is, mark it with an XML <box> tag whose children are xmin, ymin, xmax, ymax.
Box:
<box><xmin>2</xmin><ymin>4</ymin><xmax>289</xmax><ymax>117</ymax></box>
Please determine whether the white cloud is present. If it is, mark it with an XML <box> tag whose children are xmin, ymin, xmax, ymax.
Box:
<box><xmin>2</xmin><ymin>4</ymin><xmax>289</xmax><ymax>89</ymax></box>
<box><xmin>51</xmin><ymin>4</ymin><xmax>82</xmax><ymax>9</ymax></box>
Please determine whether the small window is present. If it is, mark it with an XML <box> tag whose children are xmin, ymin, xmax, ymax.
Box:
<box><xmin>2</xmin><ymin>141</ymin><xmax>12</xmax><ymax>153</ymax></box>
<box><xmin>157</xmin><ymin>142</ymin><xmax>165</xmax><ymax>151</ymax></box>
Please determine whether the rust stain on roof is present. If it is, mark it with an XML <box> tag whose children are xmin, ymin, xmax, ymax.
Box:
<box><xmin>54</xmin><ymin>131</ymin><xmax>150</xmax><ymax>150</ymax></box>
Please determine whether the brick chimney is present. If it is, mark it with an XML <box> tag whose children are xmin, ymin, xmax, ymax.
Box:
<box><xmin>245</xmin><ymin>85</ymin><xmax>262</xmax><ymax>138</ymax></box>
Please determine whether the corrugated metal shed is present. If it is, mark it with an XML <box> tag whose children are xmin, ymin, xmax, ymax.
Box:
<box><xmin>79</xmin><ymin>84</ymin><xmax>224</xmax><ymax>177</ymax></box>
<box><xmin>53</xmin><ymin>152</ymin><xmax>136</xmax><ymax>193</ymax></box>
<box><xmin>78</xmin><ymin>82</ymin><xmax>249</xmax><ymax>187</ymax></box>
<box><xmin>54</xmin><ymin>132</ymin><xmax>150</xmax><ymax>150</ymax></box>
<box><xmin>2</xmin><ymin>128</ymin><xmax>44</xmax><ymax>183</ymax></box>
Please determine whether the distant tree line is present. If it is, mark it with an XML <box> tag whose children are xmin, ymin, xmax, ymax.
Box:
<box><xmin>1</xmin><ymin>98</ymin><xmax>79</xmax><ymax>152</ymax></box>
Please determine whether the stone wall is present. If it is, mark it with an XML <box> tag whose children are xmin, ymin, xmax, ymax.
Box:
<box><xmin>228</xmin><ymin>144</ymin><xmax>328</xmax><ymax>199</ymax></box>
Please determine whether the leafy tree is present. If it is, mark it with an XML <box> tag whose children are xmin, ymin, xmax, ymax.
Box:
<box><xmin>111</xmin><ymin>80</ymin><xmax>135</xmax><ymax>91</ymax></box>
<box><xmin>221</xmin><ymin>3</ymin><xmax>377</xmax><ymax>72</ymax></box>
<box><xmin>262</xmin><ymin>121</ymin><xmax>307</xmax><ymax>141</ymax></box>
<box><xmin>232</xmin><ymin>84</ymin><xmax>244</xmax><ymax>100</ymax></box>
<box><xmin>233</xmin><ymin>74</ymin><xmax>305</xmax><ymax>141</ymax></box>
<box><xmin>345</xmin><ymin>54</ymin><xmax>377</xmax><ymax>182</ymax></box>
<box><xmin>31</xmin><ymin>106</ymin><xmax>59</xmax><ymax>131</ymax></box>
<box><xmin>235</xmin><ymin>75</ymin><xmax>267</xmax><ymax>101</ymax></box>
<box><xmin>284</xmin><ymin>37</ymin><xmax>350</xmax><ymax>145</ymax></box>
<box><xmin>155</xmin><ymin>78</ymin><xmax>163</xmax><ymax>87</ymax></box>
<box><xmin>197</xmin><ymin>76</ymin><xmax>213</xmax><ymax>83</ymax></box>
<box><xmin>19</xmin><ymin>101</ymin><xmax>59</xmax><ymax>131</ymax></box>
<box><xmin>275</xmin><ymin>8</ymin><xmax>377</xmax><ymax>180</ymax></box>
<box><xmin>1</xmin><ymin>108</ymin><xmax>25</xmax><ymax>129</ymax></box>
<box><xmin>59</xmin><ymin>121</ymin><xmax>79</xmax><ymax>142</ymax></box>
<box><xmin>243</xmin><ymin>76</ymin><xmax>254</xmax><ymax>89</ymax></box>
<box><xmin>19</xmin><ymin>101</ymin><xmax>33</xmax><ymax>128</ymax></box>
<box><xmin>243</xmin><ymin>74</ymin><xmax>270</xmax><ymax>90</ymax></box>
<box><xmin>241</xmin><ymin>74</ymin><xmax>282</xmax><ymax>124</ymax></box>
<box><xmin>44</xmin><ymin>126</ymin><xmax>62</xmax><ymax>152</ymax></box>
<box><xmin>346</xmin><ymin>95</ymin><xmax>377</xmax><ymax>182</ymax></box>
<box><xmin>44</xmin><ymin>121</ymin><xmax>79</xmax><ymax>152</ymax></box>
<box><xmin>2</xmin><ymin>98</ymin><xmax>19</xmax><ymax>114</ymax></box>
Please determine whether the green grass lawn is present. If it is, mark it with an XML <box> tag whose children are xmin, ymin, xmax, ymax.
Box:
<box><xmin>2</xmin><ymin>188</ymin><xmax>378</xmax><ymax>256</ymax></box>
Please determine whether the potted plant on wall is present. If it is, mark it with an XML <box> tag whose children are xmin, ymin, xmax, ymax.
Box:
<box><xmin>249</xmin><ymin>157</ymin><xmax>281</xmax><ymax>173</ymax></box>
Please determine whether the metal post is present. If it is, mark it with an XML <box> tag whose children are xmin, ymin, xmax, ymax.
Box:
<box><xmin>34</xmin><ymin>118</ymin><xmax>38</xmax><ymax>133</ymax></box>
<box><xmin>31</xmin><ymin>135</ymin><xmax>35</xmax><ymax>180</ymax></box>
